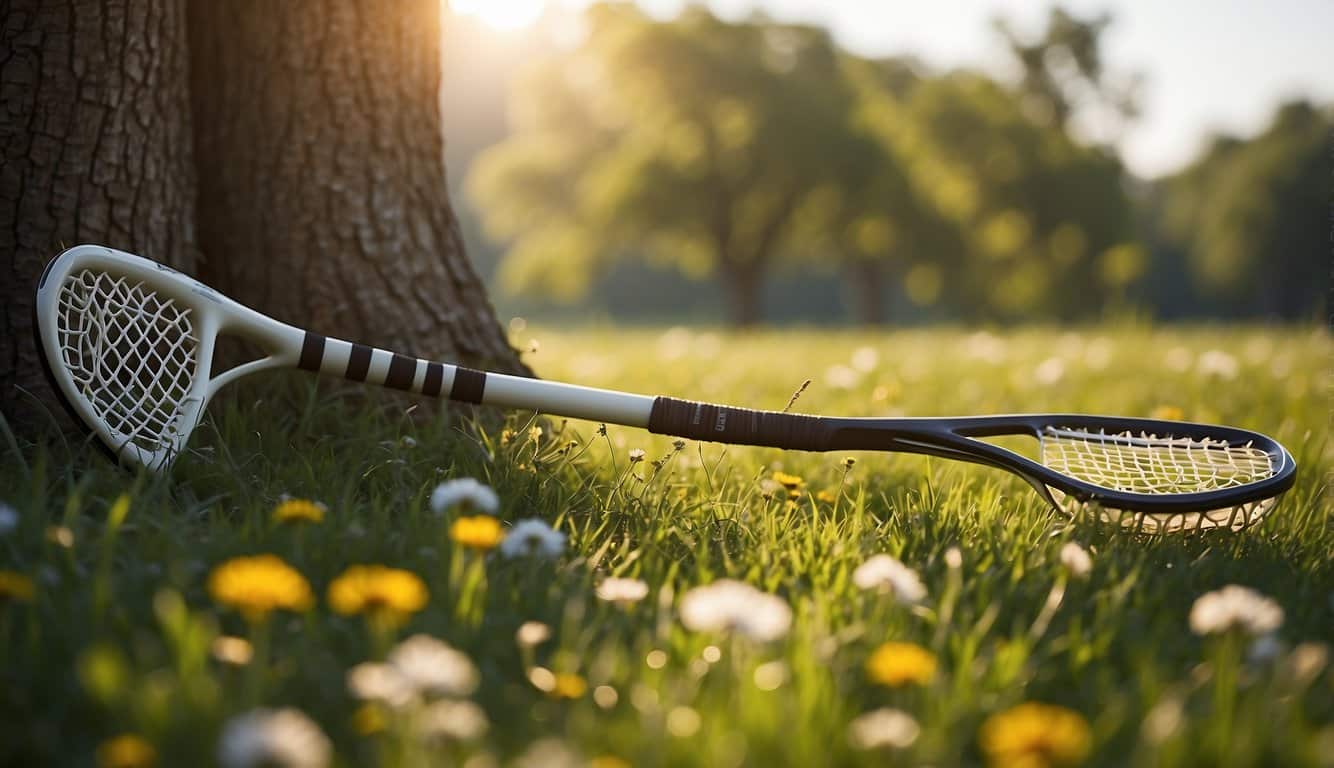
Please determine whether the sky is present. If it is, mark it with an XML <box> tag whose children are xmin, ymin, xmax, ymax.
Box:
<box><xmin>451</xmin><ymin>0</ymin><xmax>1334</xmax><ymax>178</ymax></box>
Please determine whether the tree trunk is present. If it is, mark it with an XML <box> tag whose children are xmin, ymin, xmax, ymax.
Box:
<box><xmin>0</xmin><ymin>0</ymin><xmax>198</xmax><ymax>430</ymax></box>
<box><xmin>186</xmin><ymin>0</ymin><xmax>523</xmax><ymax>373</ymax></box>
<box><xmin>848</xmin><ymin>260</ymin><xmax>887</xmax><ymax>325</ymax></box>
<box><xmin>722</xmin><ymin>262</ymin><xmax>763</xmax><ymax>328</ymax></box>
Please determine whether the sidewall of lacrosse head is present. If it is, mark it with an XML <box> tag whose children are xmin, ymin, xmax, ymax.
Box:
<box><xmin>34</xmin><ymin>244</ymin><xmax>299</xmax><ymax>472</ymax></box>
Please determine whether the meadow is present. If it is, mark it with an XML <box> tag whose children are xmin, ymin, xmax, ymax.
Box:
<box><xmin>0</xmin><ymin>325</ymin><xmax>1330</xmax><ymax>767</ymax></box>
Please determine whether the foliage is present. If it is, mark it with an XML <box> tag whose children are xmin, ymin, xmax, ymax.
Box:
<box><xmin>1</xmin><ymin>325</ymin><xmax>1330</xmax><ymax>766</ymax></box>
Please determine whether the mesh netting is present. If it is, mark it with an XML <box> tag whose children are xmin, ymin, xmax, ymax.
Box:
<box><xmin>55</xmin><ymin>269</ymin><xmax>199</xmax><ymax>455</ymax></box>
<box><xmin>1040</xmin><ymin>426</ymin><xmax>1279</xmax><ymax>532</ymax></box>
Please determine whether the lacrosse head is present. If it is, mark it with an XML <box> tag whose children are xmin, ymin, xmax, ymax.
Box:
<box><xmin>33</xmin><ymin>245</ymin><xmax>299</xmax><ymax>471</ymax></box>
<box><xmin>1037</xmin><ymin>424</ymin><xmax>1296</xmax><ymax>533</ymax></box>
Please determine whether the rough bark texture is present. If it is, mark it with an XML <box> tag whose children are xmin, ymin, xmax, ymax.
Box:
<box><xmin>0</xmin><ymin>0</ymin><xmax>197</xmax><ymax>429</ymax></box>
<box><xmin>187</xmin><ymin>0</ymin><xmax>524</xmax><ymax>373</ymax></box>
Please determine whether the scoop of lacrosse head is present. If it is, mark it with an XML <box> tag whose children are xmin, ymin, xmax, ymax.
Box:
<box><xmin>1034</xmin><ymin>421</ymin><xmax>1297</xmax><ymax>534</ymax></box>
<box><xmin>33</xmin><ymin>244</ymin><xmax>303</xmax><ymax>471</ymax></box>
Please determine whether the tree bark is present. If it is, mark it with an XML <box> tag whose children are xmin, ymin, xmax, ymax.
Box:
<box><xmin>187</xmin><ymin>0</ymin><xmax>524</xmax><ymax>372</ymax></box>
<box><xmin>0</xmin><ymin>0</ymin><xmax>198</xmax><ymax>431</ymax></box>
<box><xmin>722</xmin><ymin>262</ymin><xmax>763</xmax><ymax>328</ymax></box>
<box><xmin>847</xmin><ymin>260</ymin><xmax>887</xmax><ymax>325</ymax></box>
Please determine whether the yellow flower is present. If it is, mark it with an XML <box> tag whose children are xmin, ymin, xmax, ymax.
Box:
<box><xmin>0</xmin><ymin>570</ymin><xmax>35</xmax><ymax>603</ymax></box>
<box><xmin>97</xmin><ymin>733</ymin><xmax>157</xmax><ymax>768</ymax></box>
<box><xmin>272</xmin><ymin>498</ymin><xmax>326</xmax><ymax>525</ymax></box>
<box><xmin>450</xmin><ymin>516</ymin><xmax>505</xmax><ymax>551</ymax></box>
<box><xmin>1150</xmin><ymin>405</ymin><xmax>1184</xmax><ymax>421</ymax></box>
<box><xmin>979</xmin><ymin>702</ymin><xmax>1091</xmax><ymax>768</ymax></box>
<box><xmin>816</xmin><ymin>489</ymin><xmax>838</xmax><ymax>504</ymax></box>
<box><xmin>549</xmin><ymin>673</ymin><xmax>587</xmax><ymax>699</ymax></box>
<box><xmin>207</xmin><ymin>555</ymin><xmax>313</xmax><ymax>621</ymax></box>
<box><xmin>866</xmin><ymin>642</ymin><xmax>937</xmax><ymax>687</ymax></box>
<box><xmin>772</xmin><ymin>471</ymin><xmax>804</xmax><ymax>491</ymax></box>
<box><xmin>328</xmin><ymin>565</ymin><xmax>428</xmax><ymax>627</ymax></box>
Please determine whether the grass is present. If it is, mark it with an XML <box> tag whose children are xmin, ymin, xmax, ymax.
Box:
<box><xmin>1</xmin><ymin>324</ymin><xmax>1330</xmax><ymax>767</ymax></box>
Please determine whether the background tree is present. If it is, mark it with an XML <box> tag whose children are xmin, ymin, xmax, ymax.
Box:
<box><xmin>1</xmin><ymin>0</ymin><xmax>198</xmax><ymax>429</ymax></box>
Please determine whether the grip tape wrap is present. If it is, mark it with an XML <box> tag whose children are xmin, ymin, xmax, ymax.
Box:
<box><xmin>647</xmin><ymin>396</ymin><xmax>831</xmax><ymax>451</ymax></box>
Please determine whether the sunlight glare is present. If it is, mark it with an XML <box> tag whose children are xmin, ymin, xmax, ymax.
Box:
<box><xmin>450</xmin><ymin>0</ymin><xmax>546</xmax><ymax>31</ymax></box>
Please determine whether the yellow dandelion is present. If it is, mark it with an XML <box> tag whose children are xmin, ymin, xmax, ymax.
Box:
<box><xmin>351</xmin><ymin>703</ymin><xmax>388</xmax><ymax>736</ymax></box>
<box><xmin>816</xmin><ymin>489</ymin><xmax>838</xmax><ymax>504</ymax></box>
<box><xmin>1150</xmin><ymin>405</ymin><xmax>1184</xmax><ymax>421</ymax></box>
<box><xmin>866</xmin><ymin>642</ymin><xmax>937</xmax><ymax>687</ymax></box>
<box><xmin>207</xmin><ymin>555</ymin><xmax>313</xmax><ymax>621</ymax></box>
<box><xmin>549</xmin><ymin>672</ymin><xmax>587</xmax><ymax>699</ymax></box>
<box><xmin>272</xmin><ymin>498</ymin><xmax>326</xmax><ymax>525</ymax></box>
<box><xmin>772</xmin><ymin>471</ymin><xmax>804</xmax><ymax>491</ymax></box>
<box><xmin>450</xmin><ymin>515</ymin><xmax>505</xmax><ymax>551</ymax></box>
<box><xmin>0</xmin><ymin>570</ymin><xmax>35</xmax><ymax>603</ymax></box>
<box><xmin>328</xmin><ymin>565</ymin><xmax>429</xmax><ymax>627</ymax></box>
<box><xmin>979</xmin><ymin>702</ymin><xmax>1091</xmax><ymax>768</ymax></box>
<box><xmin>97</xmin><ymin>733</ymin><xmax>157</xmax><ymax>768</ymax></box>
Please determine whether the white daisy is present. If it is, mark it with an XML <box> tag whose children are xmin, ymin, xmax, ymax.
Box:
<box><xmin>415</xmin><ymin>699</ymin><xmax>489</xmax><ymax>741</ymax></box>
<box><xmin>388</xmin><ymin>634</ymin><xmax>479</xmax><ymax>697</ymax></box>
<box><xmin>217</xmin><ymin>708</ymin><xmax>331</xmax><ymax>768</ymax></box>
<box><xmin>847</xmin><ymin>708</ymin><xmax>920</xmax><ymax>750</ymax></box>
<box><xmin>429</xmin><ymin>478</ymin><xmax>499</xmax><ymax>516</ymax></box>
<box><xmin>516</xmin><ymin>620</ymin><xmax>552</xmax><ymax>647</ymax></box>
<box><xmin>499</xmin><ymin>519</ymin><xmax>566</xmax><ymax>559</ymax></box>
<box><xmin>679</xmin><ymin>580</ymin><xmax>792</xmax><ymax>642</ymax></box>
<box><xmin>0</xmin><ymin>502</ymin><xmax>17</xmax><ymax>536</ymax></box>
<box><xmin>596</xmin><ymin>577</ymin><xmax>650</xmax><ymax>604</ymax></box>
<box><xmin>628</xmin><ymin>449</ymin><xmax>646</xmax><ymax>463</ymax></box>
<box><xmin>346</xmin><ymin>662</ymin><xmax>416</xmax><ymax>708</ymax></box>
<box><xmin>1059</xmin><ymin>542</ymin><xmax>1092</xmax><ymax>578</ymax></box>
<box><xmin>852</xmin><ymin>555</ymin><xmax>927</xmax><ymax>604</ymax></box>
<box><xmin>1188</xmin><ymin>585</ymin><xmax>1284</xmax><ymax>636</ymax></box>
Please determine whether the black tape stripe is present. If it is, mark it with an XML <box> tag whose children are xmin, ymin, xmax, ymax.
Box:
<box><xmin>449</xmin><ymin>366</ymin><xmax>486</xmax><ymax>404</ymax></box>
<box><xmin>346</xmin><ymin>344</ymin><xmax>372</xmax><ymax>382</ymax></box>
<box><xmin>299</xmin><ymin>333</ymin><xmax>326</xmax><ymax>372</ymax></box>
<box><xmin>384</xmin><ymin>354</ymin><xmax>417</xmax><ymax>391</ymax></box>
<box><xmin>423</xmin><ymin>362</ymin><xmax>444</xmax><ymax>397</ymax></box>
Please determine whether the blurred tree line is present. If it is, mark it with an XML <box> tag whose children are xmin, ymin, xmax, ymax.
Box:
<box><xmin>464</xmin><ymin>4</ymin><xmax>1328</xmax><ymax>326</ymax></box>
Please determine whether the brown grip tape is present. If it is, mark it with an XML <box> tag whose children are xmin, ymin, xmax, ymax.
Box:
<box><xmin>647</xmin><ymin>396</ymin><xmax>831</xmax><ymax>451</ymax></box>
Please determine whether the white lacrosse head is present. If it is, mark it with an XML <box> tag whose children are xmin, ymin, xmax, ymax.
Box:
<box><xmin>34</xmin><ymin>245</ymin><xmax>301</xmax><ymax>471</ymax></box>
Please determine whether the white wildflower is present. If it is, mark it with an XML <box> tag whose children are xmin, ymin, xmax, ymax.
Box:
<box><xmin>852</xmin><ymin>555</ymin><xmax>927</xmax><ymax>604</ymax></box>
<box><xmin>1059</xmin><ymin>542</ymin><xmax>1092</xmax><ymax>578</ymax></box>
<box><xmin>944</xmin><ymin>546</ymin><xmax>963</xmax><ymax>570</ymax></box>
<box><xmin>596</xmin><ymin>577</ymin><xmax>650</xmax><ymax>604</ymax></box>
<box><xmin>1197</xmin><ymin>349</ymin><xmax>1239</xmax><ymax>379</ymax></box>
<box><xmin>388</xmin><ymin>634</ymin><xmax>479</xmax><ymax>697</ymax></box>
<box><xmin>516</xmin><ymin>620</ymin><xmax>551</xmax><ymax>648</ymax></box>
<box><xmin>347</xmin><ymin>662</ymin><xmax>416</xmax><ymax>708</ymax></box>
<box><xmin>429</xmin><ymin>478</ymin><xmax>499</xmax><ymax>516</ymax></box>
<box><xmin>847</xmin><ymin>708</ymin><xmax>920</xmax><ymax>750</ymax></box>
<box><xmin>499</xmin><ymin>519</ymin><xmax>566</xmax><ymax>559</ymax></box>
<box><xmin>218</xmin><ymin>708</ymin><xmax>331</xmax><ymax>768</ymax></box>
<box><xmin>416</xmin><ymin>699</ymin><xmax>489</xmax><ymax>742</ymax></box>
<box><xmin>0</xmin><ymin>502</ymin><xmax>17</xmax><ymax>535</ymax></box>
<box><xmin>851</xmin><ymin>346</ymin><xmax>880</xmax><ymax>372</ymax></box>
<box><xmin>679</xmin><ymin>580</ymin><xmax>792</xmax><ymax>642</ymax></box>
<box><xmin>1189</xmin><ymin>585</ymin><xmax>1284</xmax><ymax>636</ymax></box>
<box><xmin>628</xmin><ymin>449</ymin><xmax>646</xmax><ymax>463</ymax></box>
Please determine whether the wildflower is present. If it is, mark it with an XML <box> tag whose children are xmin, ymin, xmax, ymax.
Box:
<box><xmin>528</xmin><ymin>425</ymin><xmax>543</xmax><ymax>442</ymax></box>
<box><xmin>97</xmin><ymin>733</ymin><xmax>157</xmax><ymax>768</ymax></box>
<box><xmin>207</xmin><ymin>555</ymin><xmax>313</xmax><ymax>621</ymax></box>
<box><xmin>0</xmin><ymin>501</ymin><xmax>16</xmax><ymax>535</ymax></box>
<box><xmin>429</xmin><ymin>478</ymin><xmax>499</xmax><ymax>516</ymax></box>
<box><xmin>978</xmin><ymin>702</ymin><xmax>1091</xmax><ymax>768</ymax></box>
<box><xmin>500</xmin><ymin>429</ymin><xmax>516</xmax><ymax>445</ymax></box>
<box><xmin>847</xmin><ymin>708</ymin><xmax>920</xmax><ymax>750</ymax></box>
<box><xmin>595</xmin><ymin>577</ymin><xmax>649</xmax><ymax>604</ymax></box>
<box><xmin>1188</xmin><ymin>585</ymin><xmax>1283</xmax><ymax>636</ymax></box>
<box><xmin>272</xmin><ymin>498</ymin><xmax>325</xmax><ymax>525</ymax></box>
<box><xmin>212</xmin><ymin>636</ymin><xmax>254</xmax><ymax>666</ymax></box>
<box><xmin>628</xmin><ymin>449</ymin><xmax>646</xmax><ymax>463</ymax></box>
<box><xmin>347</xmin><ymin>663</ymin><xmax>416</xmax><ymax>708</ymax></box>
<box><xmin>516</xmin><ymin>620</ymin><xmax>552</xmax><ymax>647</ymax></box>
<box><xmin>944</xmin><ymin>546</ymin><xmax>963</xmax><ymax>570</ymax></box>
<box><xmin>843</xmin><ymin>457</ymin><xmax>856</xmax><ymax>468</ymax></box>
<box><xmin>1150</xmin><ymin>405</ymin><xmax>1184</xmax><ymax>421</ymax></box>
<box><xmin>852</xmin><ymin>555</ymin><xmax>927</xmax><ymax>604</ymax></box>
<box><xmin>388</xmin><ymin>634</ymin><xmax>479</xmax><ymax>697</ymax></box>
<box><xmin>549</xmin><ymin>673</ymin><xmax>587</xmax><ymax>699</ymax></box>
<box><xmin>416</xmin><ymin>699</ymin><xmax>489</xmax><ymax>741</ymax></box>
<box><xmin>772</xmin><ymin>471</ymin><xmax>804</xmax><ymax>491</ymax></box>
<box><xmin>449</xmin><ymin>515</ymin><xmax>505</xmax><ymax>551</ymax></box>
<box><xmin>816</xmin><ymin>489</ymin><xmax>838</xmax><ymax>504</ymax></box>
<box><xmin>328</xmin><ymin>565</ymin><xmax>429</xmax><ymax>627</ymax></box>
<box><xmin>865</xmin><ymin>642</ymin><xmax>937</xmax><ymax>687</ymax></box>
<box><xmin>499</xmin><ymin>519</ymin><xmax>566</xmax><ymax>559</ymax></box>
<box><xmin>1059</xmin><ymin>542</ymin><xmax>1092</xmax><ymax>578</ymax></box>
<box><xmin>0</xmin><ymin>570</ymin><xmax>35</xmax><ymax>603</ymax></box>
<box><xmin>679</xmin><ymin>580</ymin><xmax>792</xmax><ymax>642</ymax></box>
<box><xmin>217</xmin><ymin>708</ymin><xmax>331</xmax><ymax>768</ymax></box>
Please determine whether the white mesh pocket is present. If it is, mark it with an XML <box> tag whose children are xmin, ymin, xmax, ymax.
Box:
<box><xmin>55</xmin><ymin>269</ymin><xmax>200</xmax><ymax>455</ymax></box>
